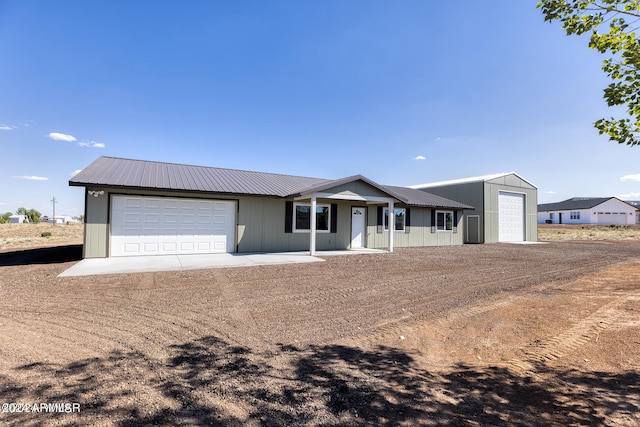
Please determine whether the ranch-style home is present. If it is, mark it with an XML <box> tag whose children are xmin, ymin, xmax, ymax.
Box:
<box><xmin>538</xmin><ymin>197</ymin><xmax>639</xmax><ymax>225</ymax></box>
<box><xmin>69</xmin><ymin>157</ymin><xmax>472</xmax><ymax>258</ymax></box>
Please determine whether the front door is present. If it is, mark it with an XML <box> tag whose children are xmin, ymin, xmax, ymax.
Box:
<box><xmin>351</xmin><ymin>207</ymin><xmax>366</xmax><ymax>248</ymax></box>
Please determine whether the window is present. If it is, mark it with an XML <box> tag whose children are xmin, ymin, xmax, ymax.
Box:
<box><xmin>570</xmin><ymin>211</ymin><xmax>580</xmax><ymax>220</ymax></box>
<box><xmin>384</xmin><ymin>208</ymin><xmax>405</xmax><ymax>231</ymax></box>
<box><xmin>293</xmin><ymin>203</ymin><xmax>330</xmax><ymax>232</ymax></box>
<box><xmin>436</xmin><ymin>211</ymin><xmax>454</xmax><ymax>232</ymax></box>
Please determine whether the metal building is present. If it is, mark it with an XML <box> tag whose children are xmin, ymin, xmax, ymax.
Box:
<box><xmin>409</xmin><ymin>172</ymin><xmax>538</xmax><ymax>243</ymax></box>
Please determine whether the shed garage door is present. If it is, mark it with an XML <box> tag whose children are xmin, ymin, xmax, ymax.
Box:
<box><xmin>111</xmin><ymin>196</ymin><xmax>235</xmax><ymax>256</ymax></box>
<box><xmin>498</xmin><ymin>192</ymin><xmax>525</xmax><ymax>242</ymax></box>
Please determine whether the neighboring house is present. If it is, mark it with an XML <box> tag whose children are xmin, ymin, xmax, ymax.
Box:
<box><xmin>626</xmin><ymin>201</ymin><xmax>640</xmax><ymax>224</ymax></box>
<box><xmin>9</xmin><ymin>215</ymin><xmax>27</xmax><ymax>224</ymax></box>
<box><xmin>409</xmin><ymin>172</ymin><xmax>538</xmax><ymax>243</ymax></box>
<box><xmin>47</xmin><ymin>216</ymin><xmax>73</xmax><ymax>224</ymax></box>
<box><xmin>538</xmin><ymin>197</ymin><xmax>638</xmax><ymax>225</ymax></box>
<box><xmin>69</xmin><ymin>157</ymin><xmax>472</xmax><ymax>258</ymax></box>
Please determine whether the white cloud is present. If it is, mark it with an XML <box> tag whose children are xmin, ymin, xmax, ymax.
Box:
<box><xmin>78</xmin><ymin>140</ymin><xmax>105</xmax><ymax>148</ymax></box>
<box><xmin>0</xmin><ymin>124</ymin><xmax>15</xmax><ymax>130</ymax></box>
<box><xmin>47</xmin><ymin>132</ymin><xmax>77</xmax><ymax>142</ymax></box>
<box><xmin>618</xmin><ymin>192</ymin><xmax>640</xmax><ymax>199</ymax></box>
<box><xmin>12</xmin><ymin>175</ymin><xmax>49</xmax><ymax>181</ymax></box>
<box><xmin>545</xmin><ymin>190</ymin><xmax>557</xmax><ymax>194</ymax></box>
<box><xmin>620</xmin><ymin>173</ymin><xmax>640</xmax><ymax>182</ymax></box>
<box><xmin>414</xmin><ymin>155</ymin><xmax>426</xmax><ymax>160</ymax></box>
<box><xmin>70</xmin><ymin>169</ymin><xmax>82</xmax><ymax>177</ymax></box>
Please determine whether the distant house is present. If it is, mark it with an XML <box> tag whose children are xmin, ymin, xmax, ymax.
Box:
<box><xmin>47</xmin><ymin>216</ymin><xmax>73</xmax><ymax>224</ymax></box>
<box><xmin>538</xmin><ymin>197</ymin><xmax>638</xmax><ymax>225</ymax></box>
<box><xmin>9</xmin><ymin>215</ymin><xmax>27</xmax><ymax>224</ymax></box>
<box><xmin>626</xmin><ymin>201</ymin><xmax>640</xmax><ymax>224</ymax></box>
<box><xmin>409</xmin><ymin>172</ymin><xmax>538</xmax><ymax>243</ymax></box>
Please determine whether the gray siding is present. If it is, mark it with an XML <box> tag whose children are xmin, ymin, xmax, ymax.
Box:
<box><xmin>84</xmin><ymin>188</ymin><xmax>109</xmax><ymax>258</ymax></box>
<box><xmin>418</xmin><ymin>182</ymin><xmax>484</xmax><ymax>243</ymax></box>
<box><xmin>367</xmin><ymin>208</ymin><xmax>464</xmax><ymax>248</ymax></box>
<box><xmin>82</xmin><ymin>186</ymin><xmax>467</xmax><ymax>258</ymax></box>
<box><xmin>417</xmin><ymin>174</ymin><xmax>538</xmax><ymax>243</ymax></box>
<box><xmin>484</xmin><ymin>177</ymin><xmax>538</xmax><ymax>243</ymax></box>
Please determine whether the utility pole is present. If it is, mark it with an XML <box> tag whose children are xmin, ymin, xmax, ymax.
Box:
<box><xmin>51</xmin><ymin>196</ymin><xmax>57</xmax><ymax>225</ymax></box>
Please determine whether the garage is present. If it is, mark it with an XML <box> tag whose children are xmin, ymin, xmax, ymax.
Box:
<box><xmin>498</xmin><ymin>192</ymin><xmax>525</xmax><ymax>242</ymax></box>
<box><xmin>410</xmin><ymin>172</ymin><xmax>538</xmax><ymax>243</ymax></box>
<box><xmin>110</xmin><ymin>195</ymin><xmax>236</xmax><ymax>256</ymax></box>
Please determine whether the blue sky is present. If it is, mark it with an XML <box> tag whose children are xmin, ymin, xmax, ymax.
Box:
<box><xmin>1</xmin><ymin>1</ymin><xmax>639</xmax><ymax>218</ymax></box>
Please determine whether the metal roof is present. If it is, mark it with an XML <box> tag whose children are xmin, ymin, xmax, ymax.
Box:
<box><xmin>538</xmin><ymin>197</ymin><xmax>639</xmax><ymax>212</ymax></box>
<box><xmin>70</xmin><ymin>156</ymin><xmax>331</xmax><ymax>198</ymax></box>
<box><xmin>409</xmin><ymin>172</ymin><xmax>537</xmax><ymax>190</ymax></box>
<box><xmin>70</xmin><ymin>156</ymin><xmax>473</xmax><ymax>209</ymax></box>
<box><xmin>383</xmin><ymin>185</ymin><xmax>473</xmax><ymax>209</ymax></box>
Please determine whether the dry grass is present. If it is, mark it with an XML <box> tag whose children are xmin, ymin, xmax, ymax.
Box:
<box><xmin>538</xmin><ymin>223</ymin><xmax>640</xmax><ymax>241</ymax></box>
<box><xmin>1</xmin><ymin>223</ymin><xmax>637</xmax><ymax>252</ymax></box>
<box><xmin>0</xmin><ymin>222</ymin><xmax>84</xmax><ymax>251</ymax></box>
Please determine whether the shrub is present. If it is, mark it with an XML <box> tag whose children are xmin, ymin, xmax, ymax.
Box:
<box><xmin>41</xmin><ymin>231</ymin><xmax>52</xmax><ymax>237</ymax></box>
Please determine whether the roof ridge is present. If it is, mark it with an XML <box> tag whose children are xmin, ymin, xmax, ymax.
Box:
<box><xmin>408</xmin><ymin>171</ymin><xmax>524</xmax><ymax>189</ymax></box>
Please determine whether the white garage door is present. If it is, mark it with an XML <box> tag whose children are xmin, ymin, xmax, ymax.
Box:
<box><xmin>498</xmin><ymin>192</ymin><xmax>525</xmax><ymax>242</ymax></box>
<box><xmin>111</xmin><ymin>196</ymin><xmax>235</xmax><ymax>257</ymax></box>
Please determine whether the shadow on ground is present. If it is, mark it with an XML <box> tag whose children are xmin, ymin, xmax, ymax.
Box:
<box><xmin>1</xmin><ymin>335</ymin><xmax>638</xmax><ymax>426</ymax></box>
<box><xmin>0</xmin><ymin>245</ymin><xmax>82</xmax><ymax>267</ymax></box>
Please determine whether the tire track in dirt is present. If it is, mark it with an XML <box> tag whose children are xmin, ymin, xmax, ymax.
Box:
<box><xmin>507</xmin><ymin>293</ymin><xmax>640</xmax><ymax>374</ymax></box>
<box><xmin>362</xmin><ymin>257</ymin><xmax>613</xmax><ymax>341</ymax></box>
<box><xmin>506</xmin><ymin>260</ymin><xmax>640</xmax><ymax>374</ymax></box>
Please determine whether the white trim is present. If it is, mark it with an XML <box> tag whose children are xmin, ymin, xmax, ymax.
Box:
<box><xmin>292</xmin><ymin>201</ymin><xmax>331</xmax><ymax>233</ymax></box>
<box><xmin>409</xmin><ymin>171</ymin><xmax>537</xmax><ymax>190</ymax></box>
<box><xmin>436</xmin><ymin>210</ymin><xmax>454</xmax><ymax>232</ymax></box>
<box><xmin>388</xmin><ymin>200</ymin><xmax>394</xmax><ymax>252</ymax></box>
<box><xmin>310</xmin><ymin>195</ymin><xmax>317</xmax><ymax>256</ymax></box>
<box><xmin>295</xmin><ymin>193</ymin><xmax>395</xmax><ymax>204</ymax></box>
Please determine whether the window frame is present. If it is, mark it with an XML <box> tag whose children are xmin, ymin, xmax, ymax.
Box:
<box><xmin>293</xmin><ymin>202</ymin><xmax>331</xmax><ymax>233</ymax></box>
<box><xmin>383</xmin><ymin>208</ymin><xmax>406</xmax><ymax>232</ymax></box>
<box><xmin>436</xmin><ymin>210</ymin><xmax>454</xmax><ymax>232</ymax></box>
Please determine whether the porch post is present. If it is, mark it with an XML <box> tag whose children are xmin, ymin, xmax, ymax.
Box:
<box><xmin>310</xmin><ymin>194</ymin><xmax>317</xmax><ymax>256</ymax></box>
<box><xmin>388</xmin><ymin>200</ymin><xmax>394</xmax><ymax>253</ymax></box>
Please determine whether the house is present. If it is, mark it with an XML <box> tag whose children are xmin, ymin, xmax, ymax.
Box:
<box><xmin>626</xmin><ymin>201</ymin><xmax>640</xmax><ymax>224</ymax></box>
<box><xmin>9</xmin><ymin>215</ymin><xmax>27</xmax><ymax>224</ymax></box>
<box><xmin>47</xmin><ymin>216</ymin><xmax>73</xmax><ymax>224</ymax></box>
<box><xmin>69</xmin><ymin>157</ymin><xmax>473</xmax><ymax>258</ymax></box>
<box><xmin>538</xmin><ymin>197</ymin><xmax>638</xmax><ymax>225</ymax></box>
<box><xmin>409</xmin><ymin>172</ymin><xmax>538</xmax><ymax>243</ymax></box>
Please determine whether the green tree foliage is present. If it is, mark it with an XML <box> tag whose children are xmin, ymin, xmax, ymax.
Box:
<box><xmin>15</xmin><ymin>207</ymin><xmax>42</xmax><ymax>223</ymax></box>
<box><xmin>0</xmin><ymin>212</ymin><xmax>12</xmax><ymax>224</ymax></box>
<box><xmin>538</xmin><ymin>0</ymin><xmax>640</xmax><ymax>146</ymax></box>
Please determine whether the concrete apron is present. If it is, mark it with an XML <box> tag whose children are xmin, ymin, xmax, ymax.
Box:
<box><xmin>58</xmin><ymin>249</ymin><xmax>385</xmax><ymax>277</ymax></box>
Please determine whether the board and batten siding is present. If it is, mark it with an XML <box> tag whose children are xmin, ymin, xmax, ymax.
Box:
<box><xmin>420</xmin><ymin>173</ymin><xmax>537</xmax><ymax>243</ymax></box>
<box><xmin>366</xmin><ymin>208</ymin><xmax>464</xmax><ymax>248</ymax></box>
<box><xmin>82</xmin><ymin>186</ymin><xmax>466</xmax><ymax>258</ymax></box>
<box><xmin>84</xmin><ymin>189</ymin><xmax>110</xmax><ymax>258</ymax></box>
<box><xmin>483</xmin><ymin>179</ymin><xmax>537</xmax><ymax>243</ymax></box>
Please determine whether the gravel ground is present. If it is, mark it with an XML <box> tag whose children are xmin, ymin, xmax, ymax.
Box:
<box><xmin>1</xmin><ymin>240</ymin><xmax>639</xmax><ymax>426</ymax></box>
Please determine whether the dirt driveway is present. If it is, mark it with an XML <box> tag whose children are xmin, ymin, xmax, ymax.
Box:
<box><xmin>1</xmin><ymin>240</ymin><xmax>639</xmax><ymax>426</ymax></box>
